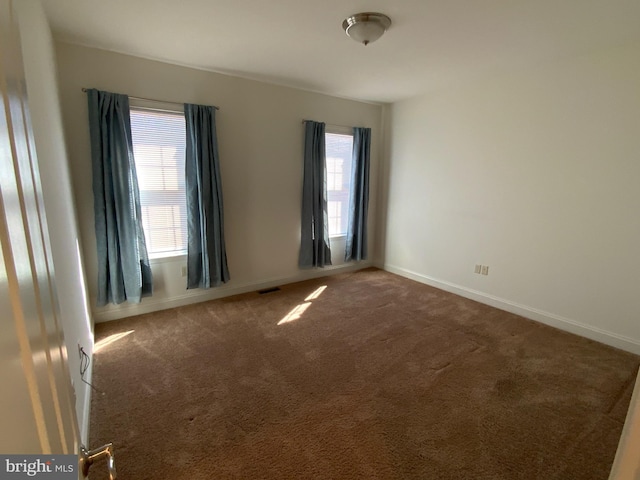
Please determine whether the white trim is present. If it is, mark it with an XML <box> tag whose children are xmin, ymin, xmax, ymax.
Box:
<box><xmin>384</xmin><ymin>263</ymin><xmax>640</xmax><ymax>355</ymax></box>
<box><xmin>608</xmin><ymin>368</ymin><xmax>640</xmax><ymax>480</ymax></box>
<box><xmin>129</xmin><ymin>101</ymin><xmax>184</xmax><ymax>115</ymax></box>
<box><xmin>79</xmin><ymin>361</ymin><xmax>92</xmax><ymax>446</ymax></box>
<box><xmin>94</xmin><ymin>262</ymin><xmax>371</xmax><ymax>323</ymax></box>
<box><xmin>149</xmin><ymin>252</ymin><xmax>187</xmax><ymax>264</ymax></box>
<box><xmin>326</xmin><ymin>125</ymin><xmax>353</xmax><ymax>136</ymax></box>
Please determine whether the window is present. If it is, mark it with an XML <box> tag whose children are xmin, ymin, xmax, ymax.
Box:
<box><xmin>325</xmin><ymin>130</ymin><xmax>354</xmax><ymax>237</ymax></box>
<box><xmin>130</xmin><ymin>107</ymin><xmax>187</xmax><ymax>259</ymax></box>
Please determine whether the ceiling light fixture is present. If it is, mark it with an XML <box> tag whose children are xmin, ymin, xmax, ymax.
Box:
<box><xmin>342</xmin><ymin>12</ymin><xmax>391</xmax><ymax>46</ymax></box>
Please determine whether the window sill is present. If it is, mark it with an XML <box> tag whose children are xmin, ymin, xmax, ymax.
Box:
<box><xmin>149</xmin><ymin>252</ymin><xmax>187</xmax><ymax>265</ymax></box>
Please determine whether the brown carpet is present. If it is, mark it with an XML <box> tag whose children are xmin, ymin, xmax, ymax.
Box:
<box><xmin>89</xmin><ymin>268</ymin><xmax>639</xmax><ymax>480</ymax></box>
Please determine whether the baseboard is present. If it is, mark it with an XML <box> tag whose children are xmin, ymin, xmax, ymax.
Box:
<box><xmin>384</xmin><ymin>264</ymin><xmax>640</xmax><ymax>355</ymax></box>
<box><xmin>371</xmin><ymin>258</ymin><xmax>385</xmax><ymax>270</ymax></box>
<box><xmin>94</xmin><ymin>262</ymin><xmax>372</xmax><ymax>323</ymax></box>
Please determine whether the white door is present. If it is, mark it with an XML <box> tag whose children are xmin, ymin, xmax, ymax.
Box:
<box><xmin>0</xmin><ymin>0</ymin><xmax>79</xmax><ymax>456</ymax></box>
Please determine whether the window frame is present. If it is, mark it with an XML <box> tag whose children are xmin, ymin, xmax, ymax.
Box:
<box><xmin>129</xmin><ymin>99</ymin><xmax>188</xmax><ymax>261</ymax></box>
<box><xmin>324</xmin><ymin>126</ymin><xmax>354</xmax><ymax>239</ymax></box>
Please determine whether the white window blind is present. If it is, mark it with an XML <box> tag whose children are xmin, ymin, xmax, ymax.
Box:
<box><xmin>130</xmin><ymin>107</ymin><xmax>187</xmax><ymax>258</ymax></box>
<box><xmin>325</xmin><ymin>132</ymin><xmax>354</xmax><ymax>237</ymax></box>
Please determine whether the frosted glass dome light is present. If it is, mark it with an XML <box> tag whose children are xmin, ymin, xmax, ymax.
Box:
<box><xmin>342</xmin><ymin>12</ymin><xmax>392</xmax><ymax>46</ymax></box>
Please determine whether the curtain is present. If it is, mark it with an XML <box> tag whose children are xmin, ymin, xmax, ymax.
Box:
<box><xmin>86</xmin><ymin>88</ymin><xmax>152</xmax><ymax>306</ymax></box>
<box><xmin>345</xmin><ymin>127</ymin><xmax>371</xmax><ymax>262</ymax></box>
<box><xmin>299</xmin><ymin>121</ymin><xmax>332</xmax><ymax>268</ymax></box>
<box><xmin>184</xmin><ymin>103</ymin><xmax>230</xmax><ymax>289</ymax></box>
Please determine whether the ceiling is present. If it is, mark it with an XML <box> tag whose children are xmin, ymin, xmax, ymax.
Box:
<box><xmin>42</xmin><ymin>0</ymin><xmax>640</xmax><ymax>104</ymax></box>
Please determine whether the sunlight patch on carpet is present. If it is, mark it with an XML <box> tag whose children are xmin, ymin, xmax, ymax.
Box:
<box><xmin>305</xmin><ymin>285</ymin><xmax>327</xmax><ymax>301</ymax></box>
<box><xmin>94</xmin><ymin>330</ymin><xmax>134</xmax><ymax>353</ymax></box>
<box><xmin>278</xmin><ymin>302</ymin><xmax>312</xmax><ymax>325</ymax></box>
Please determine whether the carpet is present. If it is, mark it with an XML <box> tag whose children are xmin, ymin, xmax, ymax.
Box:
<box><xmin>89</xmin><ymin>268</ymin><xmax>639</xmax><ymax>479</ymax></box>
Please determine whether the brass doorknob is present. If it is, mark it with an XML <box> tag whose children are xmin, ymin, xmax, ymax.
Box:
<box><xmin>79</xmin><ymin>443</ymin><xmax>116</xmax><ymax>480</ymax></box>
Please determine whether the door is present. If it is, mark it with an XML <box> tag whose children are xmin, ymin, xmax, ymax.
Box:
<box><xmin>0</xmin><ymin>0</ymin><xmax>79</xmax><ymax>457</ymax></box>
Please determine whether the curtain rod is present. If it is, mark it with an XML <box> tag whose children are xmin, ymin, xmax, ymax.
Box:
<box><xmin>301</xmin><ymin>119</ymin><xmax>357</xmax><ymax>130</ymax></box>
<box><xmin>81</xmin><ymin>88</ymin><xmax>219</xmax><ymax>111</ymax></box>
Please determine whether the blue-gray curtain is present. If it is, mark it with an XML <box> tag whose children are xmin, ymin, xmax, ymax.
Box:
<box><xmin>345</xmin><ymin>127</ymin><xmax>371</xmax><ymax>261</ymax></box>
<box><xmin>299</xmin><ymin>121</ymin><xmax>332</xmax><ymax>268</ymax></box>
<box><xmin>86</xmin><ymin>88</ymin><xmax>152</xmax><ymax>306</ymax></box>
<box><xmin>184</xmin><ymin>103</ymin><xmax>229</xmax><ymax>289</ymax></box>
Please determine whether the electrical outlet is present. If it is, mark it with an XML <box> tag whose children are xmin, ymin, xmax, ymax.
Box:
<box><xmin>181</xmin><ymin>266</ymin><xmax>187</xmax><ymax>277</ymax></box>
<box><xmin>475</xmin><ymin>264</ymin><xmax>490</xmax><ymax>275</ymax></box>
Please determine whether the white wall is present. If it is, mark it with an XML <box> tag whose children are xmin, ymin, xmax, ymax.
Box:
<box><xmin>15</xmin><ymin>0</ymin><xmax>93</xmax><ymax>444</ymax></box>
<box><xmin>54</xmin><ymin>43</ymin><xmax>382</xmax><ymax>322</ymax></box>
<box><xmin>385</xmin><ymin>42</ymin><xmax>640</xmax><ymax>354</ymax></box>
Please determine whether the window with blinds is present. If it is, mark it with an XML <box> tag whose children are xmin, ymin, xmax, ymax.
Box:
<box><xmin>130</xmin><ymin>107</ymin><xmax>187</xmax><ymax>258</ymax></box>
<box><xmin>325</xmin><ymin>131</ymin><xmax>354</xmax><ymax>237</ymax></box>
